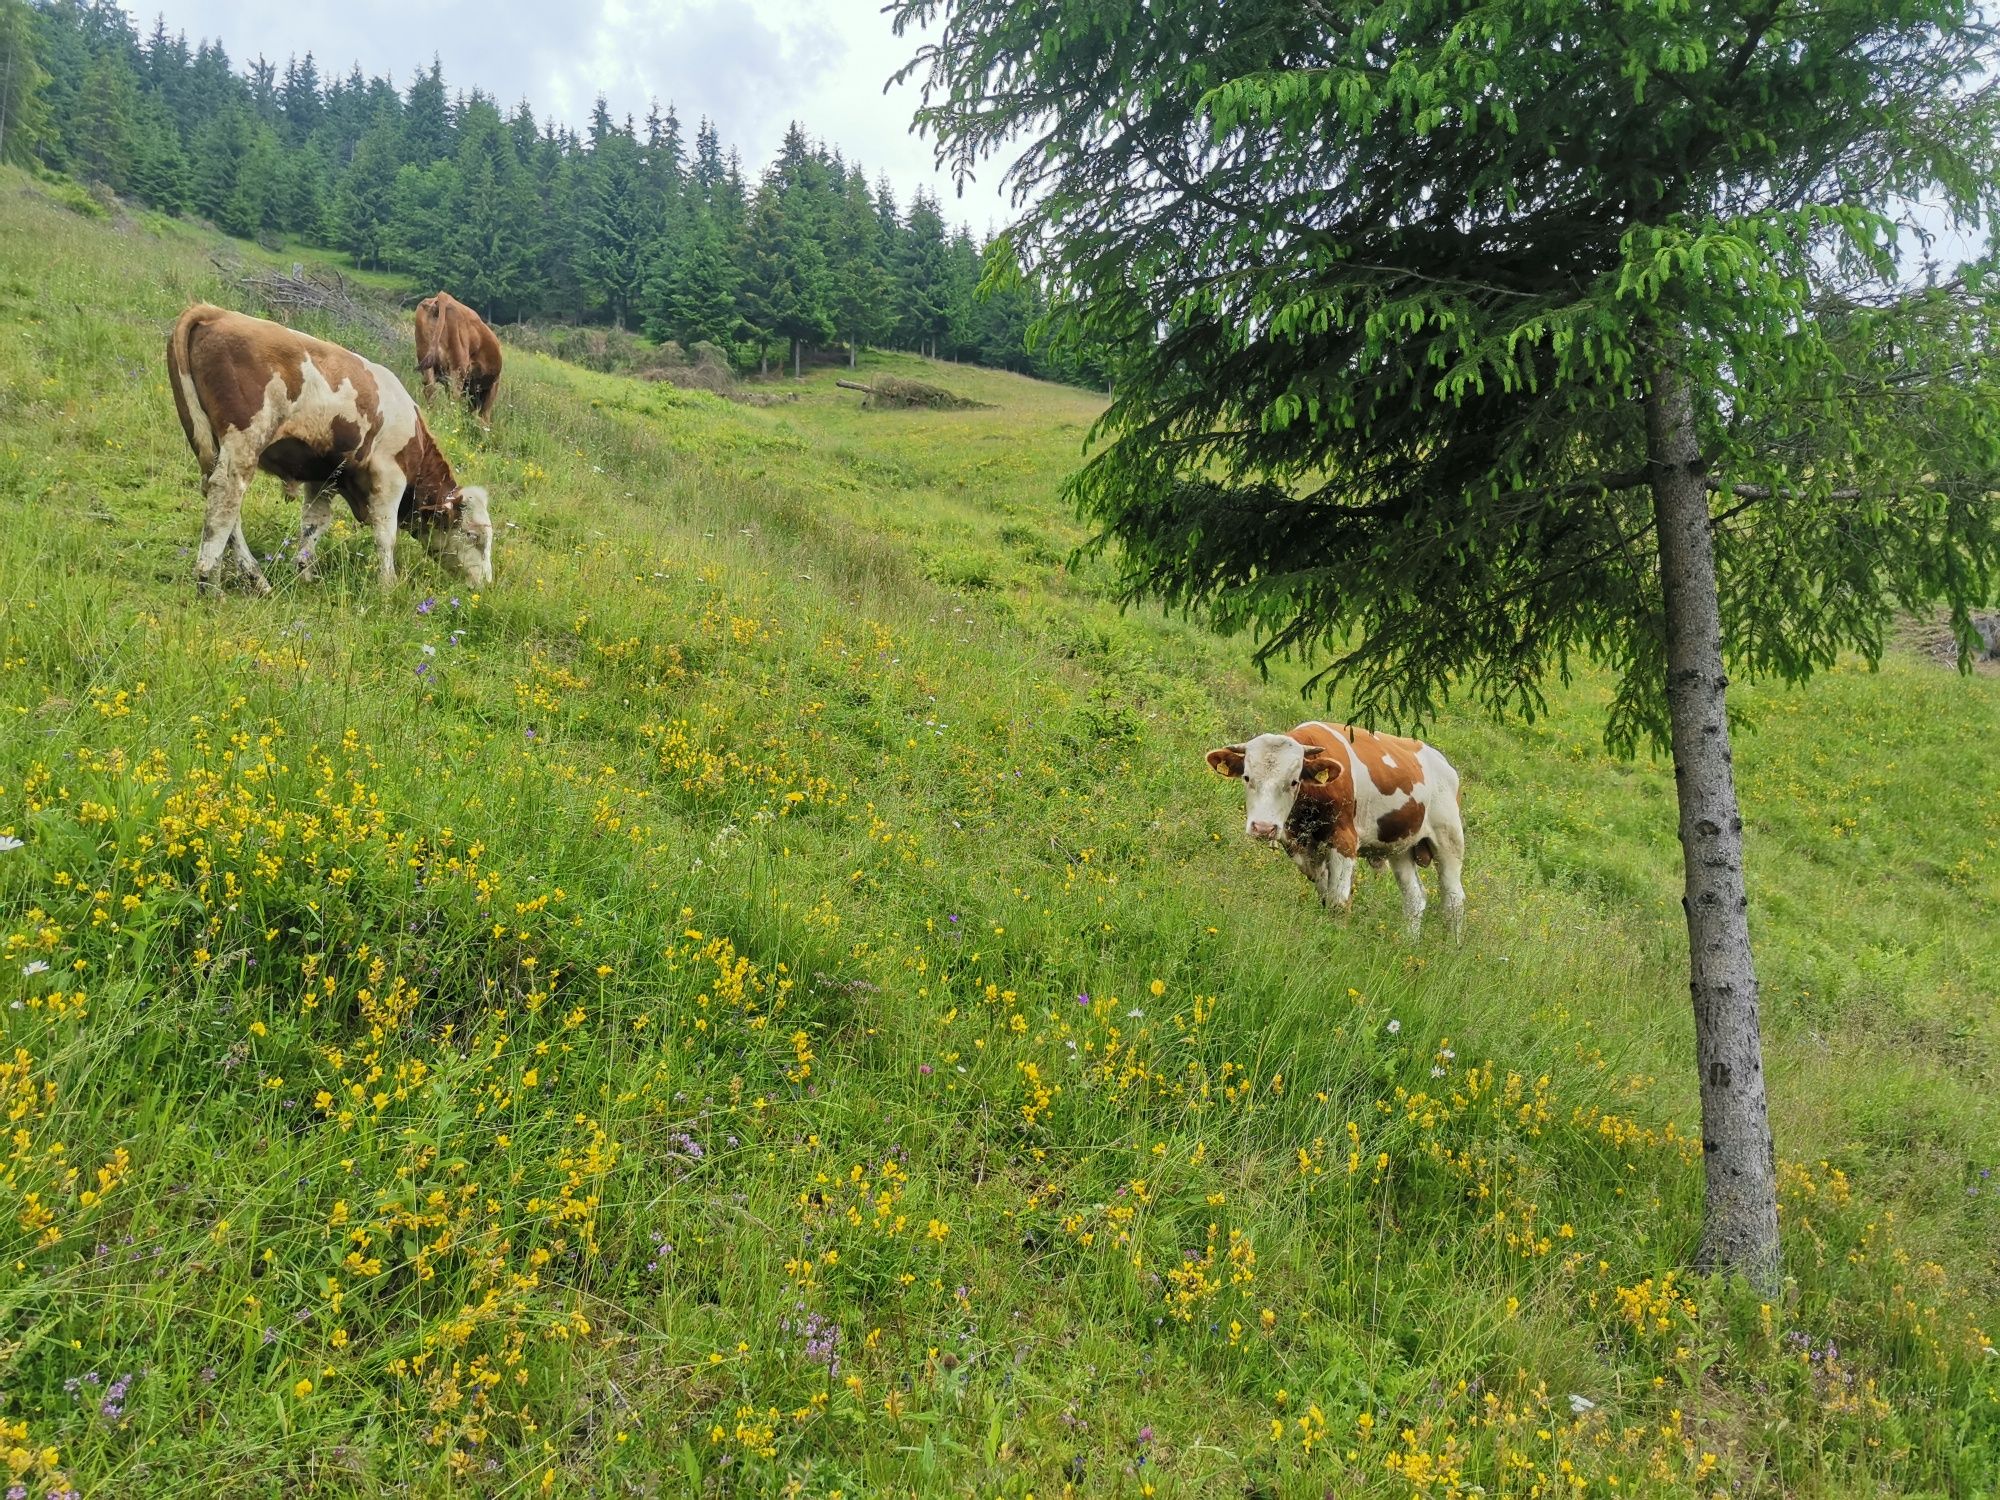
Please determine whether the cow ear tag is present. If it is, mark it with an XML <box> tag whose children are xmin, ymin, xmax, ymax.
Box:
<box><xmin>1312</xmin><ymin>767</ymin><xmax>1334</xmax><ymax>785</ymax></box>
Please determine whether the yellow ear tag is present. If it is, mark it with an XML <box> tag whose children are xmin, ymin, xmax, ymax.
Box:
<box><xmin>1312</xmin><ymin>767</ymin><xmax>1333</xmax><ymax>785</ymax></box>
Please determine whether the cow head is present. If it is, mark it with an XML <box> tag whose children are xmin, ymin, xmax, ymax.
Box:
<box><xmin>421</xmin><ymin>486</ymin><xmax>495</xmax><ymax>585</ymax></box>
<box><xmin>1207</xmin><ymin>733</ymin><xmax>1342</xmax><ymax>842</ymax></box>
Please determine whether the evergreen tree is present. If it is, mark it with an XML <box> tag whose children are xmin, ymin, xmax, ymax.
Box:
<box><xmin>642</xmin><ymin>99</ymin><xmax>683</xmax><ymax>205</ymax></box>
<box><xmin>401</xmin><ymin>56</ymin><xmax>451</xmax><ymax>165</ymax></box>
<box><xmin>831</xmin><ymin>166</ymin><xmax>894</xmax><ymax>365</ymax></box>
<box><xmin>691</xmin><ymin>115</ymin><xmax>724</xmax><ymax>196</ymax></box>
<box><xmin>189</xmin><ymin>102</ymin><xmax>252</xmax><ymax>225</ymax></box>
<box><xmin>140</xmin><ymin>16</ymin><xmax>189</xmax><ymax>129</ymax></box>
<box><xmin>439</xmin><ymin>98</ymin><xmax>539</xmax><ymax>319</ymax></box>
<box><xmin>70</xmin><ymin>50</ymin><xmax>139</xmax><ymax>190</ymax></box>
<box><xmin>279</xmin><ymin>52</ymin><xmax>322</xmax><ymax>143</ymax></box>
<box><xmin>642</xmin><ymin>204</ymin><xmax>740</xmax><ymax>350</ymax></box>
<box><xmin>898</xmin><ymin>191</ymin><xmax>953</xmax><ymax>357</ymax></box>
<box><xmin>571</xmin><ymin>101</ymin><xmax>648</xmax><ymax>326</ymax></box>
<box><xmin>222</xmin><ymin>118</ymin><xmax>285</xmax><ymax>238</ymax></box>
<box><xmin>0</xmin><ymin>0</ymin><xmax>49</xmax><ymax>168</ymax></box>
<box><xmin>245</xmin><ymin>53</ymin><xmax>277</xmax><ymax>123</ymax></box>
<box><xmin>127</xmin><ymin>93</ymin><xmax>190</xmax><ymax>214</ymax></box>
<box><xmin>384</xmin><ymin>156</ymin><xmax>457</xmax><ymax>285</ymax></box>
<box><xmin>327</xmin><ymin>106</ymin><xmax>402</xmax><ymax>267</ymax></box>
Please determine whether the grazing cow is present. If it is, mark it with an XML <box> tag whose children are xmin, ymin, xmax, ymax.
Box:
<box><xmin>413</xmin><ymin>291</ymin><xmax>503</xmax><ymax>423</ymax></box>
<box><xmin>1206</xmin><ymin>722</ymin><xmax>1466</xmax><ymax>936</ymax></box>
<box><xmin>166</xmin><ymin>304</ymin><xmax>494</xmax><ymax>593</ymax></box>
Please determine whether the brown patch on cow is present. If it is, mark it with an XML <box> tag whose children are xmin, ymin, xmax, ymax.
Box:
<box><xmin>1344</xmin><ymin>726</ymin><xmax>1426</xmax><ymax>797</ymax></box>
<box><xmin>1375</xmin><ymin>798</ymin><xmax>1426</xmax><ymax>847</ymax></box>
<box><xmin>394</xmin><ymin>425</ymin><xmax>463</xmax><ymax>523</ymax></box>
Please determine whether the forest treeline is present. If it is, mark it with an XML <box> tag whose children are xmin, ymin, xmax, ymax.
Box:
<box><xmin>0</xmin><ymin>0</ymin><xmax>1109</xmax><ymax>383</ymax></box>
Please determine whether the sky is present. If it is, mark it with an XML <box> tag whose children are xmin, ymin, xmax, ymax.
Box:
<box><xmin>125</xmin><ymin>0</ymin><xmax>1019</xmax><ymax>229</ymax></box>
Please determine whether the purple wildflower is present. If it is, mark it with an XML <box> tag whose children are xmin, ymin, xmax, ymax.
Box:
<box><xmin>100</xmin><ymin>1371</ymin><xmax>134</xmax><ymax>1420</ymax></box>
<box><xmin>417</xmin><ymin>597</ymin><xmax>436</xmax><ymax>616</ymax></box>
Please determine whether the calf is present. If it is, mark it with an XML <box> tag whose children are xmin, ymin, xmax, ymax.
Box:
<box><xmin>414</xmin><ymin>291</ymin><xmax>503</xmax><ymax>423</ymax></box>
<box><xmin>1207</xmin><ymin>721</ymin><xmax>1466</xmax><ymax>936</ymax></box>
<box><xmin>167</xmin><ymin>304</ymin><xmax>494</xmax><ymax>593</ymax></box>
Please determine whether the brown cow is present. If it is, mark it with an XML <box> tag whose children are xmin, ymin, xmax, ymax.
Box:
<box><xmin>166</xmin><ymin>304</ymin><xmax>495</xmax><ymax>593</ymax></box>
<box><xmin>413</xmin><ymin>291</ymin><xmax>503</xmax><ymax>423</ymax></box>
<box><xmin>1206</xmin><ymin>722</ymin><xmax>1466</xmax><ymax>937</ymax></box>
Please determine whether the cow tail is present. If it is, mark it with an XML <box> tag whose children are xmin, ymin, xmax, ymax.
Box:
<box><xmin>166</xmin><ymin>304</ymin><xmax>220</xmax><ymax>470</ymax></box>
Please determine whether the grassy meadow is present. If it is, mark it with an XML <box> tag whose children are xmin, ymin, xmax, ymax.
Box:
<box><xmin>1</xmin><ymin>168</ymin><xmax>1998</xmax><ymax>1497</ymax></box>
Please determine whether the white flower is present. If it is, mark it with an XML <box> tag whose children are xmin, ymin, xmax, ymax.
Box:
<box><xmin>0</xmin><ymin>834</ymin><xmax>23</xmax><ymax>852</ymax></box>
<box><xmin>1386</xmin><ymin>1019</ymin><xmax>1402</xmax><ymax>1035</ymax></box>
<box><xmin>20</xmin><ymin>961</ymin><xmax>50</xmax><ymax>978</ymax></box>
<box><xmin>1568</xmin><ymin>1394</ymin><xmax>1597</xmax><ymax>1416</ymax></box>
<box><xmin>1430</xmin><ymin>1065</ymin><xmax>1447</xmax><ymax>1078</ymax></box>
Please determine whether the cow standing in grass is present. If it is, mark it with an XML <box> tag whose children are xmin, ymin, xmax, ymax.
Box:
<box><xmin>166</xmin><ymin>303</ymin><xmax>495</xmax><ymax>593</ymax></box>
<box><xmin>1207</xmin><ymin>722</ymin><xmax>1466</xmax><ymax>936</ymax></box>
<box><xmin>414</xmin><ymin>291</ymin><xmax>503</xmax><ymax>424</ymax></box>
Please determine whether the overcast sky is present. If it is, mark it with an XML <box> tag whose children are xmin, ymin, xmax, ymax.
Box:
<box><xmin>125</xmin><ymin>0</ymin><xmax>1019</xmax><ymax>230</ymax></box>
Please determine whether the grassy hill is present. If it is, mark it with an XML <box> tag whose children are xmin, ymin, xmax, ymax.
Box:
<box><xmin>1</xmin><ymin>169</ymin><xmax>1996</xmax><ymax>1497</ymax></box>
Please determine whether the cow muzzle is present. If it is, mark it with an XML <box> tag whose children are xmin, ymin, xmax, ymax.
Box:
<box><xmin>1248</xmin><ymin>820</ymin><xmax>1281</xmax><ymax>842</ymax></box>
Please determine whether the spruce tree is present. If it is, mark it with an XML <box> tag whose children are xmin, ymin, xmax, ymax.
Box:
<box><xmin>71</xmin><ymin>51</ymin><xmax>139</xmax><ymax>190</ymax></box>
<box><xmin>327</xmin><ymin>107</ymin><xmax>402</xmax><ymax>268</ymax></box>
<box><xmin>571</xmin><ymin>101</ymin><xmax>649</xmax><ymax>326</ymax></box>
<box><xmin>897</xmin><ymin>0</ymin><xmax>2000</xmax><ymax>1284</ymax></box>
<box><xmin>0</xmin><ymin>0</ymin><xmax>49</xmax><ymax>168</ymax></box>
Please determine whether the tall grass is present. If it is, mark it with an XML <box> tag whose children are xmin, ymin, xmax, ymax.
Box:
<box><xmin>1</xmin><ymin>169</ymin><xmax>1996</xmax><ymax>1496</ymax></box>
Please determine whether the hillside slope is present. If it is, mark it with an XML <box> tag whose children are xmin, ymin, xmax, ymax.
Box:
<box><xmin>1</xmin><ymin>172</ymin><xmax>1997</xmax><ymax>1497</ymax></box>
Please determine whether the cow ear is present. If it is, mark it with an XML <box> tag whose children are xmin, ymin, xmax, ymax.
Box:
<box><xmin>1205</xmin><ymin>745</ymin><xmax>1246</xmax><ymax>779</ymax></box>
<box><xmin>1310</xmin><ymin>762</ymin><xmax>1342</xmax><ymax>786</ymax></box>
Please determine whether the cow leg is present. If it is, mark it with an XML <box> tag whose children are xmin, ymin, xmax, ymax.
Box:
<box><xmin>1432</xmin><ymin>823</ymin><xmax>1467</xmax><ymax>941</ymax></box>
<box><xmin>295</xmin><ymin>485</ymin><xmax>335</xmax><ymax>580</ymax></box>
<box><xmin>1317</xmin><ymin>849</ymin><xmax>1357</xmax><ymax>917</ymax></box>
<box><xmin>369</xmin><ymin>502</ymin><xmax>401</xmax><ymax>588</ymax></box>
<box><xmin>195</xmin><ymin>442</ymin><xmax>258</xmax><ymax>592</ymax></box>
<box><xmin>228</xmin><ymin>519</ymin><xmax>272</xmax><ymax>595</ymax></box>
<box><xmin>1388</xmin><ymin>850</ymin><xmax>1428</xmax><ymax>936</ymax></box>
<box><xmin>475</xmin><ymin>378</ymin><xmax>498</xmax><ymax>426</ymax></box>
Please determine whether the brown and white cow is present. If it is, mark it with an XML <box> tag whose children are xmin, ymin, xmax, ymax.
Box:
<box><xmin>1207</xmin><ymin>722</ymin><xmax>1466</xmax><ymax>936</ymax></box>
<box><xmin>166</xmin><ymin>304</ymin><xmax>494</xmax><ymax>593</ymax></box>
<box><xmin>413</xmin><ymin>291</ymin><xmax>503</xmax><ymax>423</ymax></box>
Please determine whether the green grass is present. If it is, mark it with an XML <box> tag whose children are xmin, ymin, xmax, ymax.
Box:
<box><xmin>1</xmin><ymin>166</ymin><xmax>1997</xmax><ymax>1497</ymax></box>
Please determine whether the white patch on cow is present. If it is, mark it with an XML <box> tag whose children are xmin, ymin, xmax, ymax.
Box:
<box><xmin>1383</xmin><ymin>753</ymin><xmax>1398</xmax><ymax>767</ymax></box>
<box><xmin>1239</xmin><ymin>732</ymin><xmax>1311</xmax><ymax>840</ymax></box>
<box><xmin>284</xmin><ymin>356</ymin><xmax>369</xmax><ymax>451</ymax></box>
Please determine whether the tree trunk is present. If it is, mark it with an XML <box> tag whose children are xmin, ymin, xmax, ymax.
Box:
<box><xmin>793</xmin><ymin>338</ymin><xmax>801</xmax><ymax>379</ymax></box>
<box><xmin>848</xmin><ymin>340</ymin><xmax>857</xmax><ymax>370</ymax></box>
<box><xmin>1646</xmin><ymin>360</ymin><xmax>1781</xmax><ymax>1292</ymax></box>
